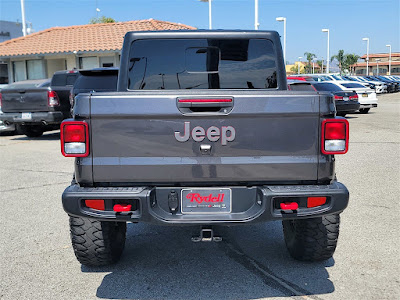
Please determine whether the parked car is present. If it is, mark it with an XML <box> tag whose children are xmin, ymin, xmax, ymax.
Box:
<box><xmin>286</xmin><ymin>75</ymin><xmax>317</xmax><ymax>82</ymax></box>
<box><xmin>366</xmin><ymin>76</ymin><xmax>398</xmax><ymax>93</ymax></box>
<box><xmin>287</xmin><ymin>80</ymin><xmax>316</xmax><ymax>91</ymax></box>
<box><xmin>328</xmin><ymin>81</ymin><xmax>377</xmax><ymax>114</ymax></box>
<box><xmin>0</xmin><ymin>70</ymin><xmax>79</xmax><ymax>137</ymax></box>
<box><xmin>349</xmin><ymin>76</ymin><xmax>387</xmax><ymax>94</ymax></box>
<box><xmin>69</xmin><ymin>68</ymin><xmax>118</xmax><ymax>113</ymax></box>
<box><xmin>61</xmin><ymin>30</ymin><xmax>350</xmax><ymax>266</ymax></box>
<box><xmin>311</xmin><ymin>82</ymin><xmax>360</xmax><ymax>116</ymax></box>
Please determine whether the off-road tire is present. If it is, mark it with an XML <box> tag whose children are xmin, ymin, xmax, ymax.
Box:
<box><xmin>69</xmin><ymin>216</ymin><xmax>126</xmax><ymax>266</ymax></box>
<box><xmin>359</xmin><ymin>108</ymin><xmax>370</xmax><ymax>114</ymax></box>
<box><xmin>21</xmin><ymin>126</ymin><xmax>44</xmax><ymax>137</ymax></box>
<box><xmin>282</xmin><ymin>214</ymin><xmax>340</xmax><ymax>261</ymax></box>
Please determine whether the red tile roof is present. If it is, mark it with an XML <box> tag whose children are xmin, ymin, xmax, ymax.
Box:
<box><xmin>360</xmin><ymin>53</ymin><xmax>400</xmax><ymax>59</ymax></box>
<box><xmin>0</xmin><ymin>19</ymin><xmax>196</xmax><ymax>57</ymax></box>
<box><xmin>352</xmin><ymin>61</ymin><xmax>400</xmax><ymax>67</ymax></box>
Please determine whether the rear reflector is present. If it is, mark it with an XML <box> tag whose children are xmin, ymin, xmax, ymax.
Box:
<box><xmin>60</xmin><ymin>121</ymin><xmax>89</xmax><ymax>157</ymax></box>
<box><xmin>280</xmin><ymin>202</ymin><xmax>299</xmax><ymax>211</ymax></box>
<box><xmin>85</xmin><ymin>199</ymin><xmax>105</xmax><ymax>210</ymax></box>
<box><xmin>113</xmin><ymin>204</ymin><xmax>132</xmax><ymax>212</ymax></box>
<box><xmin>307</xmin><ymin>197</ymin><xmax>327</xmax><ymax>208</ymax></box>
<box><xmin>321</xmin><ymin>119</ymin><xmax>349</xmax><ymax>154</ymax></box>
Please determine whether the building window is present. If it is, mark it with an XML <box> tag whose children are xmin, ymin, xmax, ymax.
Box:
<box><xmin>391</xmin><ymin>67</ymin><xmax>400</xmax><ymax>74</ymax></box>
<box><xmin>100</xmin><ymin>56</ymin><xmax>114</xmax><ymax>67</ymax></box>
<box><xmin>27</xmin><ymin>60</ymin><xmax>46</xmax><ymax>80</ymax></box>
<box><xmin>356</xmin><ymin>68</ymin><xmax>366</xmax><ymax>75</ymax></box>
<box><xmin>13</xmin><ymin>61</ymin><xmax>26</xmax><ymax>82</ymax></box>
<box><xmin>79</xmin><ymin>57</ymin><xmax>98</xmax><ymax>69</ymax></box>
<box><xmin>0</xmin><ymin>64</ymin><xmax>9</xmax><ymax>84</ymax></box>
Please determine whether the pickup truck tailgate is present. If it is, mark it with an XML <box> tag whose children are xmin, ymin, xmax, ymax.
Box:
<box><xmin>89</xmin><ymin>91</ymin><xmax>321</xmax><ymax>184</ymax></box>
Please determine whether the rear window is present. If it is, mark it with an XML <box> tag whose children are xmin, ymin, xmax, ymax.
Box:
<box><xmin>73</xmin><ymin>74</ymin><xmax>118</xmax><ymax>92</ymax></box>
<box><xmin>127</xmin><ymin>38</ymin><xmax>277</xmax><ymax>90</ymax></box>
<box><xmin>51</xmin><ymin>73</ymin><xmax>79</xmax><ymax>86</ymax></box>
<box><xmin>341</xmin><ymin>83</ymin><xmax>365</xmax><ymax>89</ymax></box>
<box><xmin>313</xmin><ymin>83</ymin><xmax>342</xmax><ymax>92</ymax></box>
<box><xmin>288</xmin><ymin>83</ymin><xmax>315</xmax><ymax>91</ymax></box>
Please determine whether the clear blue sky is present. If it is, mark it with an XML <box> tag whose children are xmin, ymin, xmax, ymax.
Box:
<box><xmin>1</xmin><ymin>0</ymin><xmax>399</xmax><ymax>64</ymax></box>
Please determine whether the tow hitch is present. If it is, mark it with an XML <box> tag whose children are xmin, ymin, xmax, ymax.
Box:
<box><xmin>191</xmin><ymin>226</ymin><xmax>222</xmax><ymax>242</ymax></box>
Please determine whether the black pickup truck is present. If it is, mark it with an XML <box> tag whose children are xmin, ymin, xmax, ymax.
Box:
<box><xmin>61</xmin><ymin>30</ymin><xmax>350</xmax><ymax>266</ymax></box>
<box><xmin>0</xmin><ymin>70</ymin><xmax>78</xmax><ymax>137</ymax></box>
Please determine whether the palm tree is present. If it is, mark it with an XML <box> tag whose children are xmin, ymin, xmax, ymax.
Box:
<box><xmin>344</xmin><ymin>54</ymin><xmax>360</xmax><ymax>75</ymax></box>
<box><xmin>304</xmin><ymin>52</ymin><xmax>317</xmax><ymax>73</ymax></box>
<box><xmin>331</xmin><ymin>50</ymin><xmax>345</xmax><ymax>74</ymax></box>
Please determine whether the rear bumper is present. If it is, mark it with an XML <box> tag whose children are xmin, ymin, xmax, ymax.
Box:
<box><xmin>62</xmin><ymin>181</ymin><xmax>349</xmax><ymax>224</ymax></box>
<box><xmin>0</xmin><ymin>111</ymin><xmax>64</xmax><ymax>125</ymax></box>
<box><xmin>335</xmin><ymin>102</ymin><xmax>360</xmax><ymax>113</ymax></box>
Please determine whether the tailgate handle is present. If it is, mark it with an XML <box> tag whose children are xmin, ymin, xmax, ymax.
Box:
<box><xmin>177</xmin><ymin>98</ymin><xmax>233</xmax><ymax>114</ymax></box>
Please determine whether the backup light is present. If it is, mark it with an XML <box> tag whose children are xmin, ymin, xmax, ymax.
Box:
<box><xmin>61</xmin><ymin>121</ymin><xmax>89</xmax><ymax>157</ymax></box>
<box><xmin>321</xmin><ymin>119</ymin><xmax>349</xmax><ymax>154</ymax></box>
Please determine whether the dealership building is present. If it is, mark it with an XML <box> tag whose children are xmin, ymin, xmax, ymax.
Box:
<box><xmin>0</xmin><ymin>19</ymin><xmax>195</xmax><ymax>84</ymax></box>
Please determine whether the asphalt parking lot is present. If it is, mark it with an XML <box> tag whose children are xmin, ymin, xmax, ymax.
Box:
<box><xmin>0</xmin><ymin>93</ymin><xmax>399</xmax><ymax>300</ymax></box>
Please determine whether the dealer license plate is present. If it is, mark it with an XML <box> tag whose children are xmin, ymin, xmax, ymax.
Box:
<box><xmin>21</xmin><ymin>113</ymin><xmax>32</xmax><ymax>120</ymax></box>
<box><xmin>362</xmin><ymin>93</ymin><xmax>368</xmax><ymax>97</ymax></box>
<box><xmin>181</xmin><ymin>188</ymin><xmax>232</xmax><ymax>214</ymax></box>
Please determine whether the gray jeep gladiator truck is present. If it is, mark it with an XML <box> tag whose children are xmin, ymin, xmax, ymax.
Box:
<box><xmin>61</xmin><ymin>30</ymin><xmax>349</xmax><ymax>266</ymax></box>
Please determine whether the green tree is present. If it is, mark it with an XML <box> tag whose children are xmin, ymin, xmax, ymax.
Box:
<box><xmin>344</xmin><ymin>54</ymin><xmax>360</xmax><ymax>75</ymax></box>
<box><xmin>89</xmin><ymin>16</ymin><xmax>116</xmax><ymax>24</ymax></box>
<box><xmin>304</xmin><ymin>52</ymin><xmax>317</xmax><ymax>73</ymax></box>
<box><xmin>331</xmin><ymin>50</ymin><xmax>346</xmax><ymax>74</ymax></box>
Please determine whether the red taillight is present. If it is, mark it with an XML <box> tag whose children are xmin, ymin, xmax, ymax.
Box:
<box><xmin>64</xmin><ymin>124</ymin><xmax>85</xmax><ymax>142</ymax></box>
<box><xmin>60</xmin><ymin>121</ymin><xmax>89</xmax><ymax>157</ymax></box>
<box><xmin>349</xmin><ymin>95</ymin><xmax>358</xmax><ymax>100</ymax></box>
<box><xmin>47</xmin><ymin>90</ymin><xmax>60</xmax><ymax>107</ymax></box>
<box><xmin>85</xmin><ymin>200</ymin><xmax>105</xmax><ymax>210</ymax></box>
<box><xmin>307</xmin><ymin>197</ymin><xmax>327</xmax><ymax>208</ymax></box>
<box><xmin>334</xmin><ymin>95</ymin><xmax>343</xmax><ymax>100</ymax></box>
<box><xmin>321</xmin><ymin>119</ymin><xmax>349</xmax><ymax>155</ymax></box>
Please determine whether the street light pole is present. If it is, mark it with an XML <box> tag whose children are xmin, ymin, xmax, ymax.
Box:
<box><xmin>312</xmin><ymin>58</ymin><xmax>315</xmax><ymax>74</ymax></box>
<box><xmin>376</xmin><ymin>59</ymin><xmax>381</xmax><ymax>76</ymax></box>
<box><xmin>276</xmin><ymin>17</ymin><xmax>286</xmax><ymax>64</ymax></box>
<box><xmin>362</xmin><ymin>38</ymin><xmax>369</xmax><ymax>75</ymax></box>
<box><xmin>255</xmin><ymin>0</ymin><xmax>259</xmax><ymax>30</ymax></box>
<box><xmin>200</xmin><ymin>0</ymin><xmax>212</xmax><ymax>29</ymax></box>
<box><xmin>298</xmin><ymin>56</ymin><xmax>302</xmax><ymax>74</ymax></box>
<box><xmin>322</xmin><ymin>29</ymin><xmax>330</xmax><ymax>73</ymax></box>
<box><xmin>20</xmin><ymin>0</ymin><xmax>27</xmax><ymax>36</ymax></box>
<box><xmin>386</xmin><ymin>44</ymin><xmax>392</xmax><ymax>75</ymax></box>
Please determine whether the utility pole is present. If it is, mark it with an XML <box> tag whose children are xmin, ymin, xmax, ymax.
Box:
<box><xmin>362</xmin><ymin>38</ymin><xmax>370</xmax><ymax>75</ymax></box>
<box><xmin>20</xmin><ymin>0</ymin><xmax>27</xmax><ymax>36</ymax></box>
<box><xmin>322</xmin><ymin>29</ymin><xmax>330</xmax><ymax>73</ymax></box>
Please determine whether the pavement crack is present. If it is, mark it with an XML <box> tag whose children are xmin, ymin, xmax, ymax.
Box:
<box><xmin>219</xmin><ymin>239</ymin><xmax>323</xmax><ymax>300</ymax></box>
<box><xmin>1</xmin><ymin>182</ymin><xmax>67</xmax><ymax>192</ymax></box>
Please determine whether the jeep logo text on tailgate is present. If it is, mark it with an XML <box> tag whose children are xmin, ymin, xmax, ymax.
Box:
<box><xmin>175</xmin><ymin>122</ymin><xmax>236</xmax><ymax>145</ymax></box>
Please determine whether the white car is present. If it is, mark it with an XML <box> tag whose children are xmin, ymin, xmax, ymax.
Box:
<box><xmin>349</xmin><ymin>76</ymin><xmax>387</xmax><ymax>94</ymax></box>
<box><xmin>328</xmin><ymin>81</ymin><xmax>378</xmax><ymax>114</ymax></box>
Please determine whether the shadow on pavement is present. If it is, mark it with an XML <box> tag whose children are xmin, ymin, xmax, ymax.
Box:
<box><xmin>11</xmin><ymin>131</ymin><xmax>60</xmax><ymax>141</ymax></box>
<box><xmin>82</xmin><ymin>222</ymin><xmax>335</xmax><ymax>299</ymax></box>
